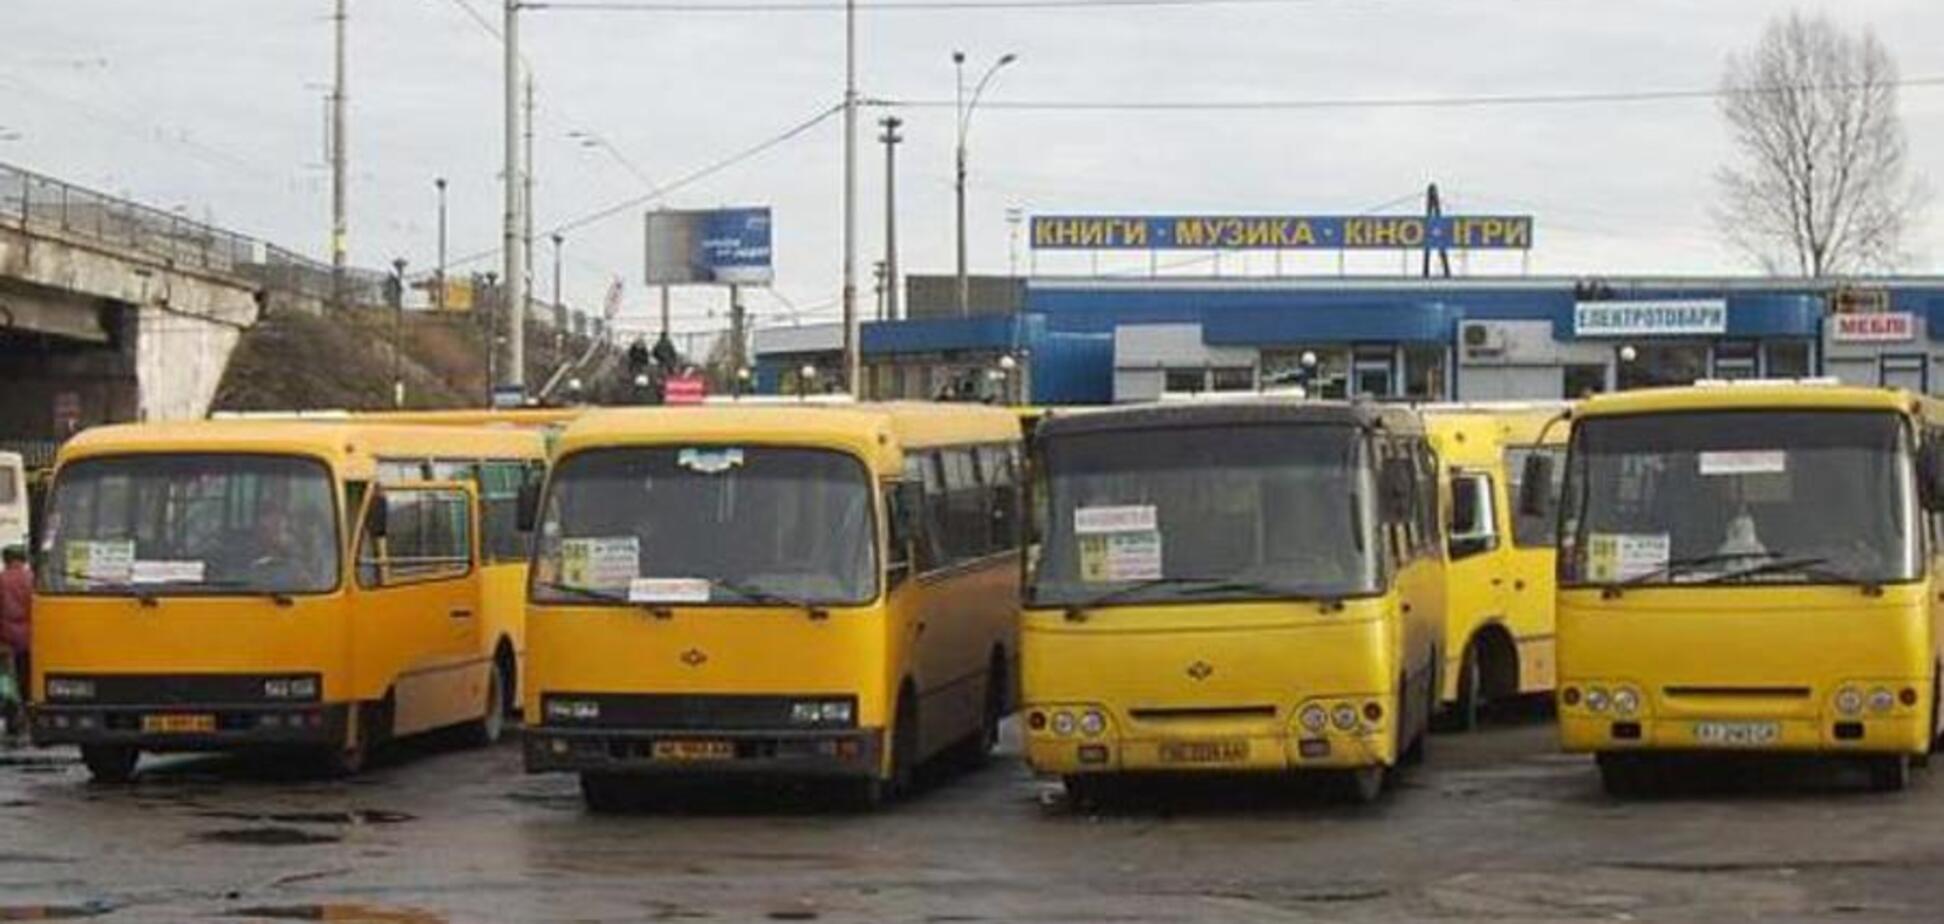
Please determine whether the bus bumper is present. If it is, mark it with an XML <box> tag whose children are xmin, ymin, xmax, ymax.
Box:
<box><xmin>28</xmin><ymin>703</ymin><xmax>351</xmax><ymax>751</ymax></box>
<box><xmin>1022</xmin><ymin>699</ymin><xmax>1397</xmax><ymax>775</ymax></box>
<box><xmin>1560</xmin><ymin>713</ymin><xmax>1932</xmax><ymax>756</ymax></box>
<box><xmin>522</xmin><ymin>726</ymin><xmax>885</xmax><ymax>778</ymax></box>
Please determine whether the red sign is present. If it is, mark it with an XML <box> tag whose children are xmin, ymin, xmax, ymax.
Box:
<box><xmin>664</xmin><ymin>374</ymin><xmax>707</xmax><ymax>405</ymax></box>
<box><xmin>1832</xmin><ymin>312</ymin><xmax>1915</xmax><ymax>343</ymax></box>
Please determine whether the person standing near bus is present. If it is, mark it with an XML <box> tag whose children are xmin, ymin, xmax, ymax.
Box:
<box><xmin>0</xmin><ymin>545</ymin><xmax>31</xmax><ymax>742</ymax></box>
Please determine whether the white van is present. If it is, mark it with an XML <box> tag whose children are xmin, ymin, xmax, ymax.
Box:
<box><xmin>0</xmin><ymin>452</ymin><xmax>25</xmax><ymax>552</ymax></box>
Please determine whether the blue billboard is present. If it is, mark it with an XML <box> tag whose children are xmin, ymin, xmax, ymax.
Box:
<box><xmin>1031</xmin><ymin>214</ymin><xmax>1533</xmax><ymax>251</ymax></box>
<box><xmin>644</xmin><ymin>207</ymin><xmax>773</xmax><ymax>285</ymax></box>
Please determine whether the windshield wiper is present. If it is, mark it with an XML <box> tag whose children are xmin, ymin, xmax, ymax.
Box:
<box><xmin>1701</xmin><ymin>556</ymin><xmax>1885</xmax><ymax>593</ymax></box>
<box><xmin>710</xmin><ymin>577</ymin><xmax>830</xmax><ymax>621</ymax></box>
<box><xmin>1058</xmin><ymin>576</ymin><xmax>1316</xmax><ymax>622</ymax></box>
<box><xmin>1620</xmin><ymin>551</ymin><xmax>1784</xmax><ymax>586</ymax></box>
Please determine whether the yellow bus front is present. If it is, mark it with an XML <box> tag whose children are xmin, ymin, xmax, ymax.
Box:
<box><xmin>1553</xmin><ymin>397</ymin><xmax>1939</xmax><ymax>791</ymax></box>
<box><xmin>1020</xmin><ymin>406</ymin><xmax>1444</xmax><ymax>800</ymax></box>
<box><xmin>521</xmin><ymin>440</ymin><xmax>901</xmax><ymax>792</ymax></box>
<box><xmin>31</xmin><ymin>450</ymin><xmax>357</xmax><ymax>765</ymax></box>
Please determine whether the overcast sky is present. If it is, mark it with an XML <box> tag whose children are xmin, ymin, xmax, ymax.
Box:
<box><xmin>5</xmin><ymin>0</ymin><xmax>1943</xmax><ymax>338</ymax></box>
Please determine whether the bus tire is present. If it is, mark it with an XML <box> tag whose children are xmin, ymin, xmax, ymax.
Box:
<box><xmin>959</xmin><ymin>654</ymin><xmax>1007</xmax><ymax>770</ymax></box>
<box><xmin>889</xmin><ymin>690</ymin><xmax>919</xmax><ymax>798</ymax></box>
<box><xmin>1437</xmin><ymin>641</ymin><xmax>1484</xmax><ymax>733</ymax></box>
<box><xmin>1062</xmin><ymin>774</ymin><xmax>1107</xmax><ymax>811</ymax></box>
<box><xmin>1867</xmin><ymin>755</ymin><xmax>1910</xmax><ymax>793</ymax></box>
<box><xmin>80</xmin><ymin>745</ymin><xmax>138</xmax><ymax>784</ymax></box>
<box><xmin>460</xmin><ymin>658</ymin><xmax>509</xmax><ymax>748</ymax></box>
<box><xmin>579</xmin><ymin>772</ymin><xmax>637</xmax><ymax>813</ymax></box>
<box><xmin>1596</xmin><ymin>753</ymin><xmax>1649</xmax><ymax>798</ymax></box>
<box><xmin>1337</xmin><ymin>766</ymin><xmax>1386</xmax><ymax>805</ymax></box>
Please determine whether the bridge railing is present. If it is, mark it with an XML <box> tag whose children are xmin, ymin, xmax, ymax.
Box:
<box><xmin>0</xmin><ymin>161</ymin><xmax>387</xmax><ymax>305</ymax></box>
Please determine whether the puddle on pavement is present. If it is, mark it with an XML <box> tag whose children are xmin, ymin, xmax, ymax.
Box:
<box><xmin>0</xmin><ymin>901</ymin><xmax>115</xmax><ymax>920</ymax></box>
<box><xmin>197</xmin><ymin>810</ymin><xmax>415</xmax><ymax>826</ymax></box>
<box><xmin>224</xmin><ymin>904</ymin><xmax>442</xmax><ymax>923</ymax></box>
<box><xmin>196</xmin><ymin>827</ymin><xmax>342</xmax><ymax>847</ymax></box>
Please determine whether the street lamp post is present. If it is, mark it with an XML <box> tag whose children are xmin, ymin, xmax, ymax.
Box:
<box><xmin>391</xmin><ymin>257</ymin><xmax>408</xmax><ymax>408</ymax></box>
<box><xmin>736</xmin><ymin>366</ymin><xmax>753</xmax><ymax>400</ymax></box>
<box><xmin>954</xmin><ymin>51</ymin><xmax>1016</xmax><ymax>318</ymax></box>
<box><xmin>433</xmin><ymin>178</ymin><xmax>449</xmax><ymax>311</ymax></box>
<box><xmin>551</xmin><ymin>232</ymin><xmax>565</xmax><ymax>367</ymax></box>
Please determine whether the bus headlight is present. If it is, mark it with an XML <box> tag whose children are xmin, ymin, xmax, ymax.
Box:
<box><xmin>46</xmin><ymin>678</ymin><xmax>95</xmax><ymax>701</ymax></box>
<box><xmin>1868</xmin><ymin>688</ymin><xmax>1895</xmax><ymax>714</ymax></box>
<box><xmin>1078</xmin><ymin>710</ymin><xmax>1107</xmax><ymax>738</ymax></box>
<box><xmin>544</xmin><ymin>699</ymin><xmax>600</xmax><ymax>722</ymax></box>
<box><xmin>1051</xmin><ymin>711</ymin><xmax>1077</xmax><ymax>737</ymax></box>
<box><xmin>1835</xmin><ymin>686</ymin><xmax>1864</xmax><ymax>717</ymax></box>
<box><xmin>1583</xmin><ymin>687</ymin><xmax>1610</xmax><ymax>713</ymax></box>
<box><xmin>1331</xmin><ymin>703</ymin><xmax>1359</xmax><ymax>731</ymax></box>
<box><xmin>1611</xmin><ymin>687</ymin><xmax>1641</xmax><ymax>717</ymax></box>
<box><xmin>1299</xmin><ymin>705</ymin><xmax>1328</xmax><ymax>734</ymax></box>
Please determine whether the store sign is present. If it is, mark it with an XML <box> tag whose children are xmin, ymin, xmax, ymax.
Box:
<box><xmin>1573</xmin><ymin>300</ymin><xmax>1727</xmax><ymax>337</ymax></box>
<box><xmin>1831</xmin><ymin>312</ymin><xmax>1915</xmax><ymax>343</ymax></box>
<box><xmin>1031</xmin><ymin>214</ymin><xmax>1533</xmax><ymax>251</ymax></box>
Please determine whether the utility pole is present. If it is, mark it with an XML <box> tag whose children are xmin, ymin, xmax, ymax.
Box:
<box><xmin>729</xmin><ymin>284</ymin><xmax>746</xmax><ymax>375</ymax></box>
<box><xmin>879</xmin><ymin>115</ymin><xmax>903</xmax><ymax>322</ymax></box>
<box><xmin>391</xmin><ymin>258</ymin><xmax>408</xmax><ymax>408</ymax></box>
<box><xmin>523</xmin><ymin>74</ymin><xmax>536</xmax><ymax>330</ymax></box>
<box><xmin>329</xmin><ymin>0</ymin><xmax>348</xmax><ymax>310</ymax></box>
<box><xmin>551</xmin><ymin>232</ymin><xmax>565</xmax><ymax>368</ymax></box>
<box><xmin>840</xmin><ymin>0</ymin><xmax>860</xmax><ymax>395</ymax></box>
<box><xmin>1006</xmin><ymin>206</ymin><xmax>1023</xmax><ymax>278</ymax></box>
<box><xmin>500</xmin><ymin>0</ymin><xmax>527</xmax><ymax>404</ymax></box>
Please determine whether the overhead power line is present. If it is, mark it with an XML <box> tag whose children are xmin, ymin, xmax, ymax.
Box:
<box><xmin>529</xmin><ymin>0</ymin><xmax>1303</xmax><ymax>10</ymax></box>
<box><xmin>867</xmin><ymin>75</ymin><xmax>1944</xmax><ymax>112</ymax></box>
<box><xmin>442</xmin><ymin>101</ymin><xmax>843</xmax><ymax>271</ymax></box>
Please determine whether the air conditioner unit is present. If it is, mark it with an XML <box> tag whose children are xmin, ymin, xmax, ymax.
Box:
<box><xmin>1461</xmin><ymin>322</ymin><xmax>1506</xmax><ymax>356</ymax></box>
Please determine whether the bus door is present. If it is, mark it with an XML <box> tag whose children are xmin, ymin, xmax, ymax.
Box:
<box><xmin>351</xmin><ymin>483</ymin><xmax>483</xmax><ymax>737</ymax></box>
<box><xmin>1445</xmin><ymin>465</ymin><xmax>1509</xmax><ymax>638</ymax></box>
<box><xmin>1503</xmin><ymin>444</ymin><xmax>1565</xmax><ymax>690</ymax></box>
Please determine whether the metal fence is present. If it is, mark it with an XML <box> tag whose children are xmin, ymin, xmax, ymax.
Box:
<box><xmin>0</xmin><ymin>160</ymin><xmax>388</xmax><ymax>306</ymax></box>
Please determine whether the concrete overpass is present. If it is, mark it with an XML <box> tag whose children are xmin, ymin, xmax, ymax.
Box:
<box><xmin>0</xmin><ymin>161</ymin><xmax>385</xmax><ymax>463</ymax></box>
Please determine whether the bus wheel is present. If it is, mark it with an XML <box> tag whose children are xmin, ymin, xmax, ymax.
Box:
<box><xmin>1401</xmin><ymin>675</ymin><xmax>1429</xmax><ymax>766</ymax></box>
<box><xmin>1867</xmin><ymin>755</ymin><xmax>1911</xmax><ymax>793</ymax></box>
<box><xmin>1596</xmin><ymin>753</ymin><xmax>1649</xmax><ymax>798</ymax></box>
<box><xmin>890</xmin><ymin>693</ymin><xmax>919</xmax><ymax>797</ymax></box>
<box><xmin>1438</xmin><ymin>643</ymin><xmax>1484</xmax><ymax>733</ymax></box>
<box><xmin>579</xmin><ymin>773</ymin><xmax>638</xmax><ymax>813</ymax></box>
<box><xmin>1336</xmin><ymin>766</ymin><xmax>1385</xmax><ymax>804</ymax></box>
<box><xmin>958</xmin><ymin>657</ymin><xmax>1007</xmax><ymax>771</ymax></box>
<box><xmin>461</xmin><ymin>659</ymin><xmax>509</xmax><ymax>747</ymax></box>
<box><xmin>80</xmin><ymin>745</ymin><xmax>138</xmax><ymax>784</ymax></box>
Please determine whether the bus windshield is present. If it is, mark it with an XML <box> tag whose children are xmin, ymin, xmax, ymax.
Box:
<box><xmin>38</xmin><ymin>454</ymin><xmax>341</xmax><ymax>596</ymax></box>
<box><xmin>1560</xmin><ymin>410</ymin><xmax>1919</xmax><ymax>588</ymax></box>
<box><xmin>1029</xmin><ymin>424</ymin><xmax>1379</xmax><ymax>607</ymax></box>
<box><xmin>531</xmin><ymin>446</ymin><xmax>877</xmax><ymax>606</ymax></box>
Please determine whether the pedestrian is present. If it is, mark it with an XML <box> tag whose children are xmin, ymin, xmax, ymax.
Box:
<box><xmin>0</xmin><ymin>545</ymin><xmax>31</xmax><ymax>743</ymax></box>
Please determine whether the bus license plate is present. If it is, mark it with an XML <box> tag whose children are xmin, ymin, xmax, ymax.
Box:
<box><xmin>1158</xmin><ymin>739</ymin><xmax>1248</xmax><ymax>764</ymax></box>
<box><xmin>652</xmin><ymin>739</ymin><xmax>735</xmax><ymax>761</ymax></box>
<box><xmin>1693</xmin><ymin>721</ymin><xmax>1779</xmax><ymax>746</ymax></box>
<box><xmin>142</xmin><ymin>713</ymin><xmax>215</xmax><ymax>734</ymax></box>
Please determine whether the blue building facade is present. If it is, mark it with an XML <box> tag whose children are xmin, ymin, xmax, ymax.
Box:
<box><xmin>752</xmin><ymin>275</ymin><xmax>1944</xmax><ymax>403</ymax></box>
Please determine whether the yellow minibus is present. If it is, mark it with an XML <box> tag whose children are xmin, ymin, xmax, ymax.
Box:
<box><xmin>521</xmin><ymin>403</ymin><xmax>1022</xmax><ymax>810</ymax></box>
<box><xmin>31</xmin><ymin>420</ymin><xmax>546</xmax><ymax>781</ymax></box>
<box><xmin>1539</xmin><ymin>382</ymin><xmax>1944</xmax><ymax>793</ymax></box>
<box><xmin>1424</xmin><ymin>405</ymin><xmax>1568</xmax><ymax>729</ymax></box>
<box><xmin>1021</xmin><ymin>400</ymin><xmax>1445</xmax><ymax>803</ymax></box>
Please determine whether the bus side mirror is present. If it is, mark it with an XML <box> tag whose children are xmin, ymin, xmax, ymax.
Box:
<box><xmin>365</xmin><ymin>490</ymin><xmax>389</xmax><ymax>539</ymax></box>
<box><xmin>1380</xmin><ymin>458</ymin><xmax>1415</xmax><ymax>522</ymax></box>
<box><xmin>516</xmin><ymin>474</ymin><xmax>543</xmax><ymax>533</ymax></box>
<box><xmin>1921</xmin><ymin>444</ymin><xmax>1944</xmax><ymax>511</ymax></box>
<box><xmin>1518</xmin><ymin>454</ymin><xmax>1555</xmax><ymax>519</ymax></box>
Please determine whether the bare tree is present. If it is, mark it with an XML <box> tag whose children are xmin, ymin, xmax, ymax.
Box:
<box><xmin>1715</xmin><ymin>12</ymin><xmax>1926</xmax><ymax>276</ymax></box>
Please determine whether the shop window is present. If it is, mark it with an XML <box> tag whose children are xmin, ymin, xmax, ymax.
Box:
<box><xmin>1766</xmin><ymin>341</ymin><xmax>1812</xmax><ymax>379</ymax></box>
<box><xmin>1210</xmin><ymin>367</ymin><xmax>1254</xmax><ymax>392</ymax></box>
<box><xmin>1262</xmin><ymin>348</ymin><xmax>1349</xmax><ymax>398</ymax></box>
<box><xmin>1883</xmin><ymin>355</ymin><xmax>1927</xmax><ymax>393</ymax></box>
<box><xmin>1404</xmin><ymin>346</ymin><xmax>1446</xmax><ymax>400</ymax></box>
<box><xmin>1713</xmin><ymin>341</ymin><xmax>1758</xmax><ymax>380</ymax></box>
<box><xmin>1164</xmin><ymin>368</ymin><xmax>1207</xmax><ymax>393</ymax></box>
<box><xmin>1563</xmin><ymin>364</ymin><xmax>1606</xmax><ymax>398</ymax></box>
<box><xmin>1617</xmin><ymin>343</ymin><xmax>1708</xmax><ymax>391</ymax></box>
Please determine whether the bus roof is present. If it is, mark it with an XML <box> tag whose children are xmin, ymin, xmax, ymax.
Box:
<box><xmin>1573</xmin><ymin>382</ymin><xmax>1924</xmax><ymax>420</ymax></box>
<box><xmin>56</xmin><ymin>420</ymin><xmax>546</xmax><ymax>479</ymax></box>
<box><xmin>554</xmin><ymin>402</ymin><xmax>1023</xmax><ymax>471</ymax></box>
<box><xmin>1037</xmin><ymin>399</ymin><xmax>1421</xmax><ymax>440</ymax></box>
<box><xmin>210</xmin><ymin>408</ymin><xmax>583</xmax><ymax>429</ymax></box>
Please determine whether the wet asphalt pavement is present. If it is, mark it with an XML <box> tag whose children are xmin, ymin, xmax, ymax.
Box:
<box><xmin>3</xmin><ymin>707</ymin><xmax>1943</xmax><ymax>923</ymax></box>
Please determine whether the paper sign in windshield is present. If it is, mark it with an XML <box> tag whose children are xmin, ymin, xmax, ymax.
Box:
<box><xmin>130</xmin><ymin>560</ymin><xmax>206</xmax><ymax>585</ymax></box>
<box><xmin>1074</xmin><ymin>505</ymin><xmax>1158</xmax><ymax>535</ymax></box>
<box><xmin>67</xmin><ymin>540</ymin><xmax>134</xmax><ymax>584</ymax></box>
<box><xmin>560</xmin><ymin>537</ymin><xmax>640</xmax><ymax>589</ymax></box>
<box><xmin>627</xmin><ymin>577</ymin><xmax>713</xmax><ymax>604</ymax></box>
<box><xmin>1585</xmin><ymin>533</ymin><xmax>1671</xmax><ymax>583</ymax></box>
<box><xmin>678</xmin><ymin>448</ymin><xmax>745</xmax><ymax>475</ymax></box>
<box><xmin>1699</xmin><ymin>451</ymin><xmax>1786</xmax><ymax>476</ymax></box>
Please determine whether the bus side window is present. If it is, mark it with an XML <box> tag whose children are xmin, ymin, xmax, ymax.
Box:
<box><xmin>941</xmin><ymin>447</ymin><xmax>987</xmax><ymax>563</ymax></box>
<box><xmin>905</xmin><ymin>453</ymin><xmax>944</xmax><ymax>574</ymax></box>
<box><xmin>478</xmin><ymin>461</ymin><xmax>529</xmax><ymax>562</ymax></box>
<box><xmin>358</xmin><ymin>488</ymin><xmax>473</xmax><ymax>587</ymax></box>
<box><xmin>884</xmin><ymin>482</ymin><xmax>920</xmax><ymax>585</ymax></box>
<box><xmin>1448</xmin><ymin>472</ymin><xmax>1497</xmax><ymax>560</ymax></box>
<box><xmin>980</xmin><ymin>444</ymin><xmax>1019</xmax><ymax>553</ymax></box>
